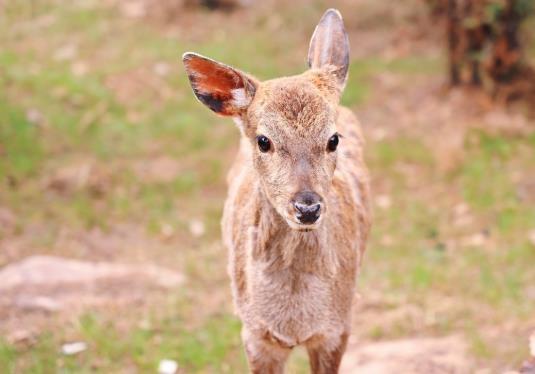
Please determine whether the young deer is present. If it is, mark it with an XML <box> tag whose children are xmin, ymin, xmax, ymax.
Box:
<box><xmin>183</xmin><ymin>9</ymin><xmax>371</xmax><ymax>373</ymax></box>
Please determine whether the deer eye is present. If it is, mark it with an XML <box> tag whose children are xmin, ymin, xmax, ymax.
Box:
<box><xmin>327</xmin><ymin>133</ymin><xmax>339</xmax><ymax>152</ymax></box>
<box><xmin>257</xmin><ymin>135</ymin><xmax>271</xmax><ymax>153</ymax></box>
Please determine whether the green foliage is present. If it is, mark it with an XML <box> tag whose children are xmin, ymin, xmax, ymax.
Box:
<box><xmin>0</xmin><ymin>339</ymin><xmax>17</xmax><ymax>373</ymax></box>
<box><xmin>513</xmin><ymin>0</ymin><xmax>534</xmax><ymax>17</ymax></box>
<box><xmin>0</xmin><ymin>311</ymin><xmax>246</xmax><ymax>373</ymax></box>
<box><xmin>0</xmin><ymin>100</ymin><xmax>43</xmax><ymax>181</ymax></box>
<box><xmin>482</xmin><ymin>0</ymin><xmax>534</xmax><ymax>33</ymax></box>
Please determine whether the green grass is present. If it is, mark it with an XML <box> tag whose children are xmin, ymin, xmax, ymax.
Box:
<box><xmin>0</xmin><ymin>340</ymin><xmax>18</xmax><ymax>373</ymax></box>
<box><xmin>360</xmin><ymin>131</ymin><xmax>535</xmax><ymax>352</ymax></box>
<box><xmin>2</xmin><ymin>308</ymin><xmax>246</xmax><ymax>373</ymax></box>
<box><xmin>0</xmin><ymin>100</ymin><xmax>43</xmax><ymax>180</ymax></box>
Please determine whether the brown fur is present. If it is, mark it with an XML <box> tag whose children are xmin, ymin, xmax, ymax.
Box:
<box><xmin>183</xmin><ymin>9</ymin><xmax>371</xmax><ymax>373</ymax></box>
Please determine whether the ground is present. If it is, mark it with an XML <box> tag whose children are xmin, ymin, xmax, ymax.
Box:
<box><xmin>1</xmin><ymin>0</ymin><xmax>534</xmax><ymax>372</ymax></box>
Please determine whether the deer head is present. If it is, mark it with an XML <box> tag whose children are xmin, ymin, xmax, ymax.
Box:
<box><xmin>183</xmin><ymin>9</ymin><xmax>350</xmax><ymax>230</ymax></box>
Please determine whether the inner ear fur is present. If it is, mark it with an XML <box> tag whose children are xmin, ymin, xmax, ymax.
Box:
<box><xmin>183</xmin><ymin>52</ymin><xmax>258</xmax><ymax>116</ymax></box>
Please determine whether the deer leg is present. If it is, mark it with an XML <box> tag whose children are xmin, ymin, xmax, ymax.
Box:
<box><xmin>306</xmin><ymin>332</ymin><xmax>349</xmax><ymax>374</ymax></box>
<box><xmin>242</xmin><ymin>328</ymin><xmax>291</xmax><ymax>374</ymax></box>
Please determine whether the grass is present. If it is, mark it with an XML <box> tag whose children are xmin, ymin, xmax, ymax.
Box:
<box><xmin>1</xmin><ymin>0</ymin><xmax>534</xmax><ymax>372</ymax></box>
<box><xmin>1</xmin><ymin>310</ymin><xmax>246</xmax><ymax>373</ymax></box>
<box><xmin>0</xmin><ymin>100</ymin><xmax>43</xmax><ymax>180</ymax></box>
<box><xmin>360</xmin><ymin>131</ymin><xmax>535</xmax><ymax>363</ymax></box>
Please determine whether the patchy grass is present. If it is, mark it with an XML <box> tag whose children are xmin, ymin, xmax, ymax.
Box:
<box><xmin>3</xmin><ymin>301</ymin><xmax>246</xmax><ymax>373</ymax></box>
<box><xmin>0</xmin><ymin>340</ymin><xmax>17</xmax><ymax>373</ymax></box>
<box><xmin>360</xmin><ymin>131</ymin><xmax>535</xmax><ymax>366</ymax></box>
<box><xmin>0</xmin><ymin>100</ymin><xmax>43</xmax><ymax>180</ymax></box>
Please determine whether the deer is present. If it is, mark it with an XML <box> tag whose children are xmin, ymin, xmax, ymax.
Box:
<box><xmin>183</xmin><ymin>8</ymin><xmax>371</xmax><ymax>373</ymax></box>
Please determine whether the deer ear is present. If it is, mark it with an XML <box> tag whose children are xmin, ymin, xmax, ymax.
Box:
<box><xmin>307</xmin><ymin>9</ymin><xmax>350</xmax><ymax>91</ymax></box>
<box><xmin>183</xmin><ymin>52</ymin><xmax>257</xmax><ymax>116</ymax></box>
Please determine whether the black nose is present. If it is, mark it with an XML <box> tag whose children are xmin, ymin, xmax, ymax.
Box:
<box><xmin>293</xmin><ymin>191</ymin><xmax>322</xmax><ymax>224</ymax></box>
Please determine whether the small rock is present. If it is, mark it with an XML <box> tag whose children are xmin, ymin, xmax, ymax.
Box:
<box><xmin>341</xmin><ymin>336</ymin><xmax>469</xmax><ymax>374</ymax></box>
<box><xmin>160</xmin><ymin>223</ymin><xmax>174</xmax><ymax>239</ymax></box>
<box><xmin>528</xmin><ymin>230</ymin><xmax>535</xmax><ymax>247</ymax></box>
<box><xmin>158</xmin><ymin>359</ymin><xmax>178</xmax><ymax>374</ymax></box>
<box><xmin>7</xmin><ymin>329</ymin><xmax>34</xmax><ymax>345</ymax></box>
<box><xmin>452</xmin><ymin>202</ymin><xmax>473</xmax><ymax>227</ymax></box>
<box><xmin>154</xmin><ymin>62</ymin><xmax>170</xmax><ymax>77</ymax></box>
<box><xmin>370</xmin><ymin>127</ymin><xmax>387</xmax><ymax>141</ymax></box>
<box><xmin>461</xmin><ymin>232</ymin><xmax>487</xmax><ymax>247</ymax></box>
<box><xmin>380</xmin><ymin>235</ymin><xmax>393</xmax><ymax>247</ymax></box>
<box><xmin>375</xmin><ymin>195</ymin><xmax>391</xmax><ymax>209</ymax></box>
<box><xmin>453</xmin><ymin>203</ymin><xmax>469</xmax><ymax>216</ymax></box>
<box><xmin>16</xmin><ymin>296</ymin><xmax>62</xmax><ymax>312</ymax></box>
<box><xmin>26</xmin><ymin>108</ymin><xmax>43</xmax><ymax>125</ymax></box>
<box><xmin>189</xmin><ymin>219</ymin><xmax>205</xmax><ymax>238</ymax></box>
<box><xmin>121</xmin><ymin>1</ymin><xmax>146</xmax><ymax>18</ymax></box>
<box><xmin>61</xmin><ymin>341</ymin><xmax>87</xmax><ymax>355</ymax></box>
<box><xmin>0</xmin><ymin>255</ymin><xmax>185</xmax><ymax>290</ymax></box>
<box><xmin>71</xmin><ymin>61</ymin><xmax>88</xmax><ymax>76</ymax></box>
<box><xmin>54</xmin><ymin>44</ymin><xmax>77</xmax><ymax>61</ymax></box>
<box><xmin>138</xmin><ymin>319</ymin><xmax>152</xmax><ymax>331</ymax></box>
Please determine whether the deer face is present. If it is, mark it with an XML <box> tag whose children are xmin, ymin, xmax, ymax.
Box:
<box><xmin>183</xmin><ymin>9</ymin><xmax>349</xmax><ymax>230</ymax></box>
<box><xmin>245</xmin><ymin>77</ymin><xmax>340</xmax><ymax>229</ymax></box>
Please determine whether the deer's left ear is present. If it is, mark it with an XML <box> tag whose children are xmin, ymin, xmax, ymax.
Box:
<box><xmin>183</xmin><ymin>52</ymin><xmax>258</xmax><ymax>116</ymax></box>
<box><xmin>308</xmin><ymin>9</ymin><xmax>350</xmax><ymax>92</ymax></box>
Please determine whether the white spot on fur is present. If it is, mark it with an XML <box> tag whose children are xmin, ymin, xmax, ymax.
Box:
<box><xmin>233</xmin><ymin>117</ymin><xmax>245</xmax><ymax>129</ymax></box>
<box><xmin>231</xmin><ymin>88</ymin><xmax>249</xmax><ymax>108</ymax></box>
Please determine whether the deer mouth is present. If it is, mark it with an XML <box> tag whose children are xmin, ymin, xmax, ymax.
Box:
<box><xmin>285</xmin><ymin>215</ymin><xmax>323</xmax><ymax>231</ymax></box>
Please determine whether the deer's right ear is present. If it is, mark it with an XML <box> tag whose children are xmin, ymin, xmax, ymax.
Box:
<box><xmin>183</xmin><ymin>52</ymin><xmax>257</xmax><ymax>117</ymax></box>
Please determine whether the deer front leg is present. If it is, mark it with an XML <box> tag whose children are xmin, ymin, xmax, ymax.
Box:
<box><xmin>242</xmin><ymin>327</ymin><xmax>292</xmax><ymax>374</ymax></box>
<box><xmin>306</xmin><ymin>332</ymin><xmax>349</xmax><ymax>374</ymax></box>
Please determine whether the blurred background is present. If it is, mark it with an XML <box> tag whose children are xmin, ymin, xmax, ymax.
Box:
<box><xmin>1</xmin><ymin>0</ymin><xmax>535</xmax><ymax>372</ymax></box>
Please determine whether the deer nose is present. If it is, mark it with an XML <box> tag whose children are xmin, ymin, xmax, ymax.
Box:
<box><xmin>293</xmin><ymin>191</ymin><xmax>322</xmax><ymax>224</ymax></box>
